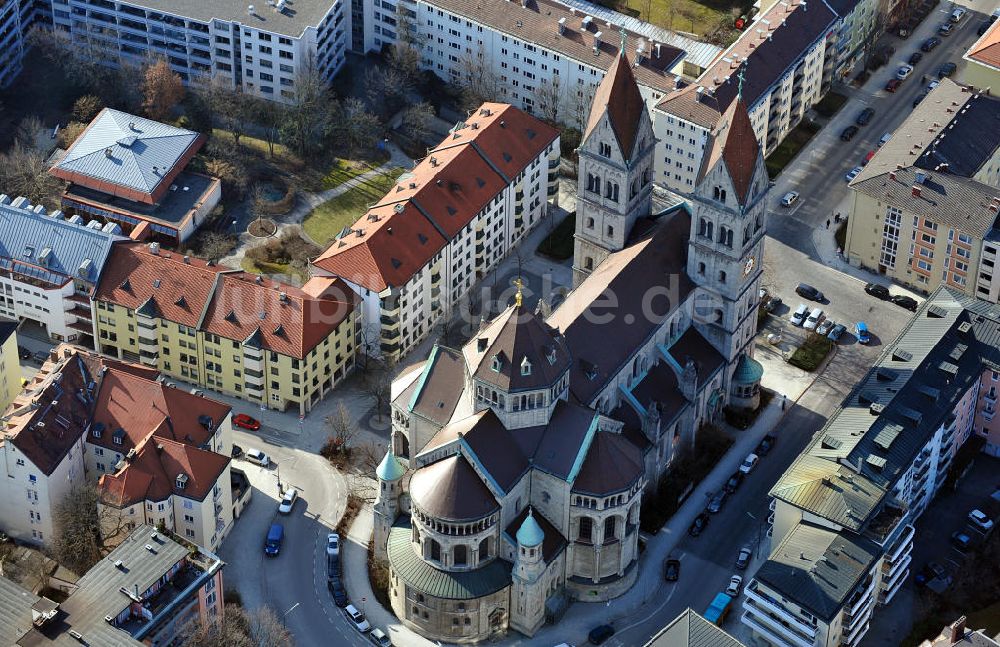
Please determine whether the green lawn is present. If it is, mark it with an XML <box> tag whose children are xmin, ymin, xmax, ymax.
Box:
<box><xmin>536</xmin><ymin>212</ymin><xmax>576</xmax><ymax>260</ymax></box>
<box><xmin>766</xmin><ymin>120</ymin><xmax>823</xmax><ymax>179</ymax></box>
<box><xmin>321</xmin><ymin>159</ymin><xmax>374</xmax><ymax>191</ymax></box>
<box><xmin>240</xmin><ymin>257</ymin><xmax>307</xmax><ymax>282</ymax></box>
<box><xmin>617</xmin><ymin>0</ymin><xmax>746</xmax><ymax>43</ymax></box>
<box><xmin>302</xmin><ymin>168</ymin><xmax>404</xmax><ymax>246</ymax></box>
<box><xmin>788</xmin><ymin>334</ymin><xmax>833</xmax><ymax>371</ymax></box>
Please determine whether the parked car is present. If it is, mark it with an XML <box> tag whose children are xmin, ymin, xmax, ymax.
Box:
<box><xmin>938</xmin><ymin>62</ymin><xmax>957</xmax><ymax>78</ymax></box>
<box><xmin>916</xmin><ymin>560</ymin><xmax>950</xmax><ymax>586</ymax></box>
<box><xmin>724</xmin><ymin>471</ymin><xmax>744</xmax><ymax>493</ymax></box>
<box><xmin>856</xmin><ymin>107</ymin><xmax>876</xmax><ymax>126</ymax></box>
<box><xmin>921</xmin><ymin>36</ymin><xmax>941</xmax><ymax>52</ymax></box>
<box><xmin>913</xmin><ymin>91</ymin><xmax>929</xmax><ymax>108</ymax></box>
<box><xmin>885</xmin><ymin>78</ymin><xmax>903</xmax><ymax>92</ymax></box>
<box><xmin>845</xmin><ymin>166</ymin><xmax>863</xmax><ymax>182</ymax></box>
<box><xmin>688</xmin><ymin>513</ymin><xmax>710</xmax><ymax>537</ymax></box>
<box><xmin>231</xmin><ymin>444</ymin><xmax>244</xmax><ymax>459</ymax></box>
<box><xmin>369</xmin><ymin>628</ymin><xmax>393</xmax><ymax>647</ymax></box>
<box><xmin>950</xmin><ymin>6</ymin><xmax>966</xmax><ymax>22</ymax></box>
<box><xmin>328</xmin><ymin>552</ymin><xmax>342</xmax><ymax>579</ymax></box>
<box><xmin>927</xmin><ymin>79</ymin><xmax>940</xmax><ymax>91</ymax></box>
<box><xmin>803</xmin><ymin>308</ymin><xmax>824</xmax><ymax>330</ymax></box>
<box><xmin>725</xmin><ymin>575</ymin><xmax>744</xmax><ymax>597</ymax></box>
<box><xmin>264</xmin><ymin>523</ymin><xmax>284</xmax><ymax>557</ymax></box>
<box><xmin>896</xmin><ymin>64</ymin><xmax>914</xmax><ymax>80</ymax></box>
<box><xmin>938</xmin><ymin>22</ymin><xmax>954</xmax><ymax>36</ymax></box>
<box><xmin>795</xmin><ymin>283</ymin><xmax>824</xmax><ymax>301</ymax></box>
<box><xmin>790</xmin><ymin>303</ymin><xmax>809</xmax><ymax>326</ymax></box>
<box><xmin>855</xmin><ymin>322</ymin><xmax>871</xmax><ymax>345</ymax></box>
<box><xmin>738</xmin><ymin>453</ymin><xmax>760</xmax><ymax>475</ymax></box>
<box><xmin>969</xmin><ymin>509</ymin><xmax>995</xmax><ymax>532</ymax></box>
<box><xmin>327</xmin><ymin>576</ymin><xmax>349</xmax><ymax>607</ymax></box>
<box><xmin>736</xmin><ymin>547</ymin><xmax>753</xmax><ymax>570</ymax></box>
<box><xmin>828</xmin><ymin>323</ymin><xmax>847</xmax><ymax>342</ymax></box>
<box><xmin>840</xmin><ymin>125</ymin><xmax>859</xmax><ymax>141</ymax></box>
<box><xmin>908</xmin><ymin>51</ymin><xmax>923</xmax><ymax>65</ymax></box>
<box><xmin>780</xmin><ymin>191</ymin><xmax>799</xmax><ymax>207</ymax></box>
<box><xmin>816</xmin><ymin>319</ymin><xmax>835</xmax><ymax>336</ymax></box>
<box><xmin>278</xmin><ymin>487</ymin><xmax>298</xmax><ymax>514</ymax></box>
<box><xmin>865</xmin><ymin>282</ymin><xmax>891</xmax><ymax>299</ymax></box>
<box><xmin>892</xmin><ymin>294</ymin><xmax>919</xmax><ymax>311</ymax></box>
<box><xmin>233</xmin><ymin>413</ymin><xmax>261</xmax><ymax>431</ymax></box>
<box><xmin>17</xmin><ymin>345</ymin><xmax>31</xmax><ymax>360</ymax></box>
<box><xmin>706</xmin><ymin>491</ymin><xmax>728</xmax><ymax>514</ymax></box>
<box><xmin>245</xmin><ymin>448</ymin><xmax>270</xmax><ymax>467</ymax></box>
<box><xmin>327</xmin><ymin>533</ymin><xmax>341</xmax><ymax>557</ymax></box>
<box><xmin>344</xmin><ymin>604</ymin><xmax>371</xmax><ymax>633</ymax></box>
<box><xmin>951</xmin><ymin>531</ymin><xmax>973</xmax><ymax>552</ymax></box>
<box><xmin>664</xmin><ymin>558</ymin><xmax>681</xmax><ymax>582</ymax></box>
<box><xmin>757</xmin><ymin>434</ymin><xmax>777</xmax><ymax>456</ymax></box>
<box><xmin>878</xmin><ymin>132</ymin><xmax>893</xmax><ymax>147</ymax></box>
<box><xmin>32</xmin><ymin>350</ymin><xmax>49</xmax><ymax>364</ymax></box>
<box><xmin>588</xmin><ymin>624</ymin><xmax>615</xmax><ymax>645</ymax></box>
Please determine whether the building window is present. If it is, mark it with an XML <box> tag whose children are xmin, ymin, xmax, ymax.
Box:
<box><xmin>604</xmin><ymin>516</ymin><xmax>616</xmax><ymax>541</ymax></box>
<box><xmin>578</xmin><ymin>516</ymin><xmax>593</xmax><ymax>542</ymax></box>
<box><xmin>454</xmin><ymin>545</ymin><xmax>467</xmax><ymax>565</ymax></box>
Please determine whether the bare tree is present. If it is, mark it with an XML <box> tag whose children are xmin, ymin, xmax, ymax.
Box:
<box><xmin>51</xmin><ymin>485</ymin><xmax>103</xmax><ymax>574</ymax></box>
<box><xmin>13</xmin><ymin>116</ymin><xmax>44</xmax><ymax>151</ymax></box>
<box><xmin>348</xmin><ymin>472</ymin><xmax>378</xmax><ymax>504</ymax></box>
<box><xmin>333</xmin><ymin>98</ymin><xmax>381</xmax><ymax>157</ymax></box>
<box><xmin>253</xmin><ymin>98</ymin><xmax>285</xmax><ymax>158</ymax></box>
<box><xmin>365</xmin><ymin>361</ymin><xmax>395</xmax><ymax>426</ymax></box>
<box><xmin>536</xmin><ymin>77</ymin><xmax>564</xmax><ymax>124</ymax></box>
<box><xmin>197</xmin><ymin>78</ymin><xmax>252</xmax><ymax>146</ymax></box>
<box><xmin>280</xmin><ymin>57</ymin><xmax>335</xmax><ymax>159</ymax></box>
<box><xmin>386</xmin><ymin>43</ymin><xmax>423</xmax><ymax>89</ymax></box>
<box><xmin>181</xmin><ymin>603</ymin><xmax>294</xmax><ymax>647</ymax></box>
<box><xmin>400</xmin><ymin>102</ymin><xmax>435</xmax><ymax>144</ymax></box>
<box><xmin>0</xmin><ymin>143</ymin><xmax>64</xmax><ymax>208</ymax></box>
<box><xmin>568</xmin><ymin>85</ymin><xmax>597</xmax><ymax>131</ymax></box>
<box><xmin>364</xmin><ymin>65</ymin><xmax>410</xmax><ymax>116</ymax></box>
<box><xmin>460</xmin><ymin>44</ymin><xmax>504</xmax><ymax>111</ymax></box>
<box><xmin>248</xmin><ymin>184</ymin><xmax>268</xmax><ymax>231</ymax></box>
<box><xmin>325</xmin><ymin>403</ymin><xmax>357</xmax><ymax>454</ymax></box>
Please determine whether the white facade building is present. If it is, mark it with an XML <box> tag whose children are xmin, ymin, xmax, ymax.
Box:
<box><xmin>0</xmin><ymin>195</ymin><xmax>123</xmax><ymax>348</ymax></box>
<box><xmin>48</xmin><ymin>0</ymin><xmax>348</xmax><ymax>102</ymax></box>
<box><xmin>313</xmin><ymin>103</ymin><xmax>559</xmax><ymax>361</ymax></box>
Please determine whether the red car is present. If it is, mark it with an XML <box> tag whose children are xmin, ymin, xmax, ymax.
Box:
<box><xmin>885</xmin><ymin>79</ymin><xmax>902</xmax><ymax>92</ymax></box>
<box><xmin>233</xmin><ymin>414</ymin><xmax>261</xmax><ymax>431</ymax></box>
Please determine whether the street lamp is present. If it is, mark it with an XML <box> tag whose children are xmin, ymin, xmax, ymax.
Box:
<box><xmin>282</xmin><ymin>602</ymin><xmax>300</xmax><ymax>627</ymax></box>
<box><xmin>275</xmin><ymin>463</ymin><xmax>282</xmax><ymax>494</ymax></box>
<box><xmin>747</xmin><ymin>511</ymin><xmax>766</xmax><ymax>559</ymax></box>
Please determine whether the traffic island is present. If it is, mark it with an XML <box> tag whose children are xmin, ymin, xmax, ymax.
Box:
<box><xmin>788</xmin><ymin>334</ymin><xmax>834</xmax><ymax>371</ymax></box>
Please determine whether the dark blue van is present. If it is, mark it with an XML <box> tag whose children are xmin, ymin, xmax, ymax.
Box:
<box><xmin>264</xmin><ymin>523</ymin><xmax>284</xmax><ymax>556</ymax></box>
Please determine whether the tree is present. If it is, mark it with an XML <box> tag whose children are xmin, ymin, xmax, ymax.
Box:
<box><xmin>333</xmin><ymin>98</ymin><xmax>381</xmax><ymax>157</ymax></box>
<box><xmin>325</xmin><ymin>403</ymin><xmax>357</xmax><ymax>454</ymax></box>
<box><xmin>536</xmin><ymin>77</ymin><xmax>564</xmax><ymax>124</ymax></box>
<box><xmin>142</xmin><ymin>59</ymin><xmax>185</xmax><ymax>122</ymax></box>
<box><xmin>386</xmin><ymin>44</ymin><xmax>423</xmax><ymax>91</ymax></box>
<box><xmin>180</xmin><ymin>604</ymin><xmax>293</xmax><ymax>647</ymax></box>
<box><xmin>253</xmin><ymin>98</ymin><xmax>285</xmax><ymax>158</ymax></box>
<box><xmin>363</xmin><ymin>65</ymin><xmax>410</xmax><ymax>117</ymax></box>
<box><xmin>198</xmin><ymin>78</ymin><xmax>252</xmax><ymax>146</ymax></box>
<box><xmin>51</xmin><ymin>485</ymin><xmax>103</xmax><ymax>574</ymax></box>
<box><xmin>249</xmin><ymin>184</ymin><xmax>268</xmax><ymax>231</ymax></box>
<box><xmin>0</xmin><ymin>143</ymin><xmax>64</xmax><ymax>208</ymax></box>
<box><xmin>365</xmin><ymin>361</ymin><xmax>395</xmax><ymax>425</ymax></box>
<box><xmin>280</xmin><ymin>57</ymin><xmax>335</xmax><ymax>159</ymax></box>
<box><xmin>13</xmin><ymin>116</ymin><xmax>43</xmax><ymax>151</ymax></box>
<box><xmin>399</xmin><ymin>102</ymin><xmax>435</xmax><ymax>144</ymax></box>
<box><xmin>72</xmin><ymin>95</ymin><xmax>104</xmax><ymax>123</ymax></box>
<box><xmin>459</xmin><ymin>44</ymin><xmax>504</xmax><ymax>111</ymax></box>
<box><xmin>58</xmin><ymin>122</ymin><xmax>87</xmax><ymax>149</ymax></box>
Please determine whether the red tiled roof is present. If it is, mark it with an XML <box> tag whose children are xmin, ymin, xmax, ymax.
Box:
<box><xmin>95</xmin><ymin>242</ymin><xmax>357</xmax><ymax>358</ymax></box>
<box><xmin>968</xmin><ymin>20</ymin><xmax>1000</xmax><ymax>69</ymax></box>
<box><xmin>99</xmin><ymin>435</ymin><xmax>230</xmax><ymax>506</ymax></box>
<box><xmin>585</xmin><ymin>51</ymin><xmax>646</xmax><ymax>157</ymax></box>
<box><xmin>313</xmin><ymin>103</ymin><xmax>558</xmax><ymax>292</ymax></box>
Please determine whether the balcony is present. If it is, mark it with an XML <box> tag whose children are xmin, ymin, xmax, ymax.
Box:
<box><xmin>740</xmin><ymin>609</ymin><xmax>814</xmax><ymax>647</ymax></box>
<box><xmin>547</xmin><ymin>184</ymin><xmax>558</xmax><ymax>196</ymax></box>
<box><xmin>244</xmin><ymin>381</ymin><xmax>263</xmax><ymax>393</ymax></box>
<box><xmin>845</xmin><ymin>575</ymin><xmax>877</xmax><ymax>620</ymax></box>
<box><xmin>244</xmin><ymin>369</ymin><xmax>263</xmax><ymax>386</ymax></box>
<box><xmin>882</xmin><ymin>552</ymin><xmax>912</xmax><ymax>584</ymax></box>
<box><xmin>137</xmin><ymin>318</ymin><xmax>157</xmax><ymax>331</ymax></box>
<box><xmin>985</xmin><ymin>392</ymin><xmax>997</xmax><ymax>406</ymax></box>
<box><xmin>243</xmin><ymin>354</ymin><xmax>262</xmax><ymax>371</ymax></box>
<box><xmin>885</xmin><ymin>525</ymin><xmax>915</xmax><ymax>564</ymax></box>
<box><xmin>879</xmin><ymin>567</ymin><xmax>909</xmax><ymax>605</ymax></box>
<box><xmin>743</xmin><ymin>583</ymin><xmax>818</xmax><ymax>642</ymax></box>
<box><xmin>844</xmin><ymin>610</ymin><xmax>872</xmax><ymax>646</ymax></box>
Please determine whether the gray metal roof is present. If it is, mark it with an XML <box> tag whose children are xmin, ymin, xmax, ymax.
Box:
<box><xmin>644</xmin><ymin>608</ymin><xmax>747</xmax><ymax>647</ymax></box>
<box><xmin>913</xmin><ymin>89</ymin><xmax>1000</xmax><ymax>178</ymax></box>
<box><xmin>771</xmin><ymin>287</ymin><xmax>1000</xmax><ymax>531</ymax></box>
<box><xmin>754</xmin><ymin>522</ymin><xmax>880</xmax><ymax>623</ymax></box>
<box><xmin>54</xmin><ymin>109</ymin><xmax>200</xmax><ymax>198</ymax></box>
<box><xmin>105</xmin><ymin>0</ymin><xmax>338</xmax><ymax>38</ymax></box>
<box><xmin>387</xmin><ymin>519</ymin><xmax>512</xmax><ymax>600</ymax></box>
<box><xmin>0</xmin><ymin>578</ymin><xmax>41</xmax><ymax>645</ymax></box>
<box><xmin>0</xmin><ymin>197</ymin><xmax>123</xmax><ymax>285</ymax></box>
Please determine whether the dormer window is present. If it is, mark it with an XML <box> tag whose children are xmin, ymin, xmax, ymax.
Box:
<box><xmin>546</xmin><ymin>346</ymin><xmax>557</xmax><ymax>365</ymax></box>
<box><xmin>520</xmin><ymin>357</ymin><xmax>532</xmax><ymax>376</ymax></box>
<box><xmin>112</xmin><ymin>429</ymin><xmax>125</xmax><ymax>446</ymax></box>
<box><xmin>477</xmin><ymin>338</ymin><xmax>488</xmax><ymax>352</ymax></box>
<box><xmin>176</xmin><ymin>473</ymin><xmax>189</xmax><ymax>490</ymax></box>
<box><xmin>491</xmin><ymin>354</ymin><xmax>503</xmax><ymax>372</ymax></box>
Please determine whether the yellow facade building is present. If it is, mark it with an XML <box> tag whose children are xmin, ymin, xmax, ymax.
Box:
<box><xmin>0</xmin><ymin>320</ymin><xmax>20</xmax><ymax>411</ymax></box>
<box><xmin>92</xmin><ymin>242</ymin><xmax>358</xmax><ymax>415</ymax></box>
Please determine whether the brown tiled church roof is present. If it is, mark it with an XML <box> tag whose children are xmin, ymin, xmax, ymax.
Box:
<box><xmin>585</xmin><ymin>50</ymin><xmax>647</xmax><ymax>158</ymax></box>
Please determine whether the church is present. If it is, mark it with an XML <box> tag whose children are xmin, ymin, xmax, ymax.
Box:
<box><xmin>371</xmin><ymin>45</ymin><xmax>770</xmax><ymax>644</ymax></box>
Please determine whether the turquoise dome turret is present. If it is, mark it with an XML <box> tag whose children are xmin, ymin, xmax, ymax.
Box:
<box><xmin>376</xmin><ymin>447</ymin><xmax>405</xmax><ymax>481</ymax></box>
<box><xmin>516</xmin><ymin>509</ymin><xmax>544</xmax><ymax>547</ymax></box>
<box><xmin>732</xmin><ymin>354</ymin><xmax>764</xmax><ymax>385</ymax></box>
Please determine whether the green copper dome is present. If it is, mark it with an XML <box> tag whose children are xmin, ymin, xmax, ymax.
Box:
<box><xmin>732</xmin><ymin>354</ymin><xmax>764</xmax><ymax>385</ymax></box>
<box><xmin>376</xmin><ymin>448</ymin><xmax>405</xmax><ymax>481</ymax></box>
<box><xmin>516</xmin><ymin>509</ymin><xmax>544</xmax><ymax>547</ymax></box>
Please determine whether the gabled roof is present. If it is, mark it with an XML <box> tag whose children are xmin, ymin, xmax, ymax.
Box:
<box><xmin>51</xmin><ymin>109</ymin><xmax>204</xmax><ymax>205</ymax></box>
<box><xmin>967</xmin><ymin>18</ymin><xmax>1000</xmax><ymax>71</ymax></box>
<box><xmin>698</xmin><ymin>99</ymin><xmax>761</xmax><ymax>205</ymax></box>
<box><xmin>396</xmin><ymin>346</ymin><xmax>466</xmax><ymax>427</ymax></box>
<box><xmin>585</xmin><ymin>50</ymin><xmax>647</xmax><ymax>158</ymax></box>
<box><xmin>644</xmin><ymin>608</ymin><xmax>747</xmax><ymax>647</ymax></box>
<box><xmin>463</xmin><ymin>304</ymin><xmax>572</xmax><ymax>392</ymax></box>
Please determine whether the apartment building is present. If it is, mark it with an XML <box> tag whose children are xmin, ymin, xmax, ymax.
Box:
<box><xmin>50</xmin><ymin>108</ymin><xmax>220</xmax><ymax>244</ymax></box>
<box><xmin>361</xmin><ymin>0</ymin><xmax>722</xmax><ymax>123</ymax></box>
<box><xmin>0</xmin><ymin>345</ymin><xmax>236</xmax><ymax>551</ymax></box>
<box><xmin>653</xmin><ymin>0</ymin><xmax>837</xmax><ymax>192</ymax></box>
<box><xmin>47</xmin><ymin>0</ymin><xmax>348</xmax><ymax>103</ymax></box>
<box><xmin>0</xmin><ymin>0</ymin><xmax>37</xmax><ymax>88</ymax></box>
<box><xmin>963</xmin><ymin>19</ymin><xmax>1000</xmax><ymax>96</ymax></box>
<box><xmin>0</xmin><ymin>524</ymin><xmax>224</xmax><ymax>646</ymax></box>
<box><xmin>0</xmin><ymin>195</ymin><xmax>123</xmax><ymax>348</ymax></box>
<box><xmin>845</xmin><ymin>80</ymin><xmax>1000</xmax><ymax>298</ymax></box>
<box><xmin>920</xmin><ymin>616</ymin><xmax>1000</xmax><ymax>647</ymax></box>
<box><xmin>742</xmin><ymin>287</ymin><xmax>997</xmax><ymax>647</ymax></box>
<box><xmin>93</xmin><ymin>241</ymin><xmax>358</xmax><ymax>414</ymax></box>
<box><xmin>0</xmin><ymin>320</ymin><xmax>19</xmax><ymax>411</ymax></box>
<box><xmin>313</xmin><ymin>103</ymin><xmax>558</xmax><ymax>361</ymax></box>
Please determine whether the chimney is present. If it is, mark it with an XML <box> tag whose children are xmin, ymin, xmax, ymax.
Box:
<box><xmin>149</xmin><ymin>242</ymin><xmax>160</xmax><ymax>255</ymax></box>
<box><xmin>594</xmin><ymin>30</ymin><xmax>602</xmax><ymax>48</ymax></box>
<box><xmin>558</xmin><ymin>17</ymin><xmax>566</xmax><ymax>35</ymax></box>
<box><xmin>655</xmin><ymin>42</ymin><xmax>662</xmax><ymax>58</ymax></box>
<box><xmin>889</xmin><ymin>171</ymin><xmax>896</xmax><ymax>181</ymax></box>
<box><xmin>950</xmin><ymin>617</ymin><xmax>967</xmax><ymax>643</ymax></box>
<box><xmin>182</xmin><ymin>255</ymin><xmax>190</xmax><ymax>264</ymax></box>
<box><xmin>801</xmin><ymin>0</ymin><xmax>807</xmax><ymax>10</ymax></box>
<box><xmin>912</xmin><ymin>185</ymin><xmax>921</xmax><ymax>197</ymax></box>
<box><xmin>104</xmin><ymin>148</ymin><xmax>113</xmax><ymax>158</ymax></box>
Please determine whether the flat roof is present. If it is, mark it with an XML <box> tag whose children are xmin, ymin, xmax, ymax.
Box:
<box><xmin>64</xmin><ymin>171</ymin><xmax>218</xmax><ymax>230</ymax></box>
<box><xmin>113</xmin><ymin>0</ymin><xmax>339</xmax><ymax>38</ymax></box>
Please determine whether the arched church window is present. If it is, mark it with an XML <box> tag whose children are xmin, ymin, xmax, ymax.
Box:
<box><xmin>586</xmin><ymin>217</ymin><xmax>595</xmax><ymax>229</ymax></box>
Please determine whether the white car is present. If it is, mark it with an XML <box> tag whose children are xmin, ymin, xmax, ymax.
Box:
<box><xmin>790</xmin><ymin>304</ymin><xmax>808</xmax><ymax>326</ymax></box>
<box><xmin>739</xmin><ymin>453</ymin><xmax>760</xmax><ymax>475</ymax></box>
<box><xmin>927</xmin><ymin>79</ymin><xmax>940</xmax><ymax>91</ymax></box>
<box><xmin>245</xmin><ymin>448</ymin><xmax>270</xmax><ymax>467</ymax></box>
<box><xmin>780</xmin><ymin>191</ymin><xmax>799</xmax><ymax>207</ymax></box>
<box><xmin>345</xmin><ymin>604</ymin><xmax>371</xmax><ymax>633</ymax></box>
<box><xmin>844</xmin><ymin>166</ymin><xmax>863</xmax><ymax>182</ymax></box>
<box><xmin>725</xmin><ymin>575</ymin><xmax>744</xmax><ymax>597</ymax></box>
<box><xmin>896</xmin><ymin>64</ymin><xmax>914</xmax><ymax>80</ymax></box>
<box><xmin>369</xmin><ymin>628</ymin><xmax>393</xmax><ymax>646</ymax></box>
<box><xmin>277</xmin><ymin>487</ymin><xmax>298</xmax><ymax>514</ymax></box>
<box><xmin>327</xmin><ymin>533</ymin><xmax>341</xmax><ymax>557</ymax></box>
<box><xmin>969</xmin><ymin>509</ymin><xmax>995</xmax><ymax>532</ymax></box>
<box><xmin>804</xmin><ymin>308</ymin><xmax>824</xmax><ymax>330</ymax></box>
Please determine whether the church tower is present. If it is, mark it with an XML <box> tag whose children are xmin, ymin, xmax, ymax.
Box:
<box><xmin>573</xmin><ymin>42</ymin><xmax>655</xmax><ymax>287</ymax></box>
<box><xmin>510</xmin><ymin>509</ymin><xmax>547</xmax><ymax>637</ymax></box>
<box><xmin>685</xmin><ymin>94</ymin><xmax>768</xmax><ymax>372</ymax></box>
<box><xmin>373</xmin><ymin>447</ymin><xmax>405</xmax><ymax>559</ymax></box>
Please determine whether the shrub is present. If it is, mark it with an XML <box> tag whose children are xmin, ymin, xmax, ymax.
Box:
<box><xmin>788</xmin><ymin>334</ymin><xmax>833</xmax><ymax>371</ymax></box>
<box><xmin>72</xmin><ymin>95</ymin><xmax>104</xmax><ymax>123</ymax></box>
<box><xmin>58</xmin><ymin>121</ymin><xmax>87</xmax><ymax>149</ymax></box>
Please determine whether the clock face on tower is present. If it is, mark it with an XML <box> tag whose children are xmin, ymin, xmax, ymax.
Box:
<box><xmin>743</xmin><ymin>256</ymin><xmax>755</xmax><ymax>277</ymax></box>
